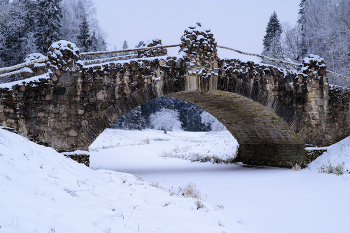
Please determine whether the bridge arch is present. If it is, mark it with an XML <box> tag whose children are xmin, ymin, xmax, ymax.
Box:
<box><xmin>79</xmin><ymin>83</ymin><xmax>305</xmax><ymax>168</ymax></box>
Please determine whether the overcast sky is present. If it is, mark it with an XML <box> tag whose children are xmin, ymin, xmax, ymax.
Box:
<box><xmin>94</xmin><ymin>0</ymin><xmax>301</xmax><ymax>62</ymax></box>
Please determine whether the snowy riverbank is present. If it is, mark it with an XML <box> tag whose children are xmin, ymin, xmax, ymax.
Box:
<box><xmin>2</xmin><ymin>128</ymin><xmax>350</xmax><ymax>232</ymax></box>
<box><xmin>0</xmin><ymin>128</ymin><xmax>242</xmax><ymax>233</ymax></box>
<box><xmin>90</xmin><ymin>129</ymin><xmax>350</xmax><ymax>233</ymax></box>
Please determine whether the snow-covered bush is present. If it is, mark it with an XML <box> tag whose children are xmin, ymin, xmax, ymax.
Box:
<box><xmin>200</xmin><ymin>111</ymin><xmax>225</xmax><ymax>131</ymax></box>
<box><xmin>318</xmin><ymin>163</ymin><xmax>346</xmax><ymax>176</ymax></box>
<box><xmin>292</xmin><ymin>163</ymin><xmax>301</xmax><ymax>171</ymax></box>
<box><xmin>149</xmin><ymin>108</ymin><xmax>182</xmax><ymax>131</ymax></box>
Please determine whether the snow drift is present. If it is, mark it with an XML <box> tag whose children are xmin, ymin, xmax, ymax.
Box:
<box><xmin>0</xmin><ymin>128</ymin><xmax>241</xmax><ymax>233</ymax></box>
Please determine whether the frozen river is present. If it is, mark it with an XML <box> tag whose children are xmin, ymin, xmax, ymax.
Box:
<box><xmin>90</xmin><ymin>129</ymin><xmax>350</xmax><ymax>233</ymax></box>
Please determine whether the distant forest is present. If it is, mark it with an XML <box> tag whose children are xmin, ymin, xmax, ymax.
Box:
<box><xmin>110</xmin><ymin>97</ymin><xmax>224</xmax><ymax>132</ymax></box>
<box><xmin>0</xmin><ymin>0</ymin><xmax>107</xmax><ymax>68</ymax></box>
<box><xmin>262</xmin><ymin>0</ymin><xmax>350</xmax><ymax>86</ymax></box>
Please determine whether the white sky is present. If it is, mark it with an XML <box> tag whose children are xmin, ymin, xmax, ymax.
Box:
<box><xmin>94</xmin><ymin>0</ymin><xmax>300</xmax><ymax>62</ymax></box>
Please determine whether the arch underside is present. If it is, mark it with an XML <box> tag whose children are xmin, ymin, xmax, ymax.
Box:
<box><xmin>169</xmin><ymin>91</ymin><xmax>305</xmax><ymax>168</ymax></box>
<box><xmin>81</xmin><ymin>86</ymin><xmax>304</xmax><ymax>168</ymax></box>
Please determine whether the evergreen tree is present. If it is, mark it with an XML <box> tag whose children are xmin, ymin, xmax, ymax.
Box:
<box><xmin>34</xmin><ymin>0</ymin><xmax>62</xmax><ymax>54</ymax></box>
<box><xmin>262</xmin><ymin>11</ymin><xmax>283</xmax><ymax>65</ymax></box>
<box><xmin>298</xmin><ymin>0</ymin><xmax>308</xmax><ymax>60</ymax></box>
<box><xmin>90</xmin><ymin>32</ymin><xmax>99</xmax><ymax>52</ymax></box>
<box><xmin>122</xmin><ymin>40</ymin><xmax>128</xmax><ymax>50</ymax></box>
<box><xmin>122</xmin><ymin>40</ymin><xmax>128</xmax><ymax>55</ymax></box>
<box><xmin>110</xmin><ymin>106</ymin><xmax>145</xmax><ymax>130</ymax></box>
<box><xmin>77</xmin><ymin>14</ymin><xmax>91</xmax><ymax>52</ymax></box>
<box><xmin>135</xmin><ymin>41</ymin><xmax>144</xmax><ymax>48</ymax></box>
<box><xmin>90</xmin><ymin>30</ymin><xmax>107</xmax><ymax>52</ymax></box>
<box><xmin>21</xmin><ymin>0</ymin><xmax>39</xmax><ymax>56</ymax></box>
<box><xmin>0</xmin><ymin>0</ymin><xmax>26</xmax><ymax>66</ymax></box>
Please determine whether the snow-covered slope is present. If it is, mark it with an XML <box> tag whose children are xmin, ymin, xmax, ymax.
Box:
<box><xmin>0</xmin><ymin>128</ymin><xmax>242</xmax><ymax>233</ymax></box>
<box><xmin>308</xmin><ymin>136</ymin><xmax>350</xmax><ymax>175</ymax></box>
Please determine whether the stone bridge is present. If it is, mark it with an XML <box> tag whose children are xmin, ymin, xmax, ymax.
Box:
<box><xmin>1</xmin><ymin>23</ymin><xmax>350</xmax><ymax>168</ymax></box>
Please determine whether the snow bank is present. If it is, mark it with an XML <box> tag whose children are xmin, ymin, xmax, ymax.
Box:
<box><xmin>308</xmin><ymin>136</ymin><xmax>350</xmax><ymax>175</ymax></box>
<box><xmin>0</xmin><ymin>128</ymin><xmax>241</xmax><ymax>232</ymax></box>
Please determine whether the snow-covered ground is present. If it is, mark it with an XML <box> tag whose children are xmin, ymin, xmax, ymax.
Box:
<box><xmin>2</xmin><ymin>127</ymin><xmax>350</xmax><ymax>233</ymax></box>
<box><xmin>90</xmin><ymin>129</ymin><xmax>350</xmax><ymax>233</ymax></box>
<box><xmin>308</xmin><ymin>135</ymin><xmax>350</xmax><ymax>175</ymax></box>
<box><xmin>0</xmin><ymin>128</ymin><xmax>242</xmax><ymax>233</ymax></box>
<box><xmin>90</xmin><ymin>129</ymin><xmax>239</xmax><ymax>163</ymax></box>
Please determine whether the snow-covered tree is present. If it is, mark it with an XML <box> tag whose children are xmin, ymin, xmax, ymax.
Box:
<box><xmin>0</xmin><ymin>0</ymin><xmax>26</xmax><ymax>66</ymax></box>
<box><xmin>135</xmin><ymin>41</ymin><xmax>144</xmax><ymax>48</ymax></box>
<box><xmin>262</xmin><ymin>11</ymin><xmax>283</xmax><ymax>65</ymax></box>
<box><xmin>122</xmin><ymin>106</ymin><xmax>145</xmax><ymax>130</ymax></box>
<box><xmin>34</xmin><ymin>0</ymin><xmax>62</xmax><ymax>54</ymax></box>
<box><xmin>89</xmin><ymin>27</ymin><xmax>107</xmax><ymax>52</ymax></box>
<box><xmin>149</xmin><ymin>108</ymin><xmax>182</xmax><ymax>131</ymax></box>
<box><xmin>200</xmin><ymin>111</ymin><xmax>225</xmax><ymax>131</ymax></box>
<box><xmin>122</xmin><ymin>40</ymin><xmax>128</xmax><ymax>50</ymax></box>
<box><xmin>110</xmin><ymin>106</ymin><xmax>145</xmax><ymax>130</ymax></box>
<box><xmin>18</xmin><ymin>0</ymin><xmax>38</xmax><ymax>58</ymax></box>
<box><xmin>61</xmin><ymin>0</ymin><xmax>106</xmax><ymax>53</ymax></box>
<box><xmin>298</xmin><ymin>0</ymin><xmax>350</xmax><ymax>85</ymax></box>
<box><xmin>281</xmin><ymin>22</ymin><xmax>302</xmax><ymax>63</ymax></box>
<box><xmin>122</xmin><ymin>40</ymin><xmax>129</xmax><ymax>55</ymax></box>
<box><xmin>297</xmin><ymin>0</ymin><xmax>308</xmax><ymax>61</ymax></box>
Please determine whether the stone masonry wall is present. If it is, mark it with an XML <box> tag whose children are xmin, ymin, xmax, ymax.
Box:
<box><xmin>0</xmin><ymin>41</ymin><xmax>186</xmax><ymax>152</ymax></box>
<box><xmin>217</xmin><ymin>55</ymin><xmax>339</xmax><ymax>147</ymax></box>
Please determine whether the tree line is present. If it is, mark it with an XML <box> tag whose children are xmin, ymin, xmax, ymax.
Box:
<box><xmin>0</xmin><ymin>0</ymin><xmax>107</xmax><ymax>68</ymax></box>
<box><xmin>262</xmin><ymin>0</ymin><xmax>350</xmax><ymax>86</ymax></box>
<box><xmin>110</xmin><ymin>97</ymin><xmax>224</xmax><ymax>132</ymax></box>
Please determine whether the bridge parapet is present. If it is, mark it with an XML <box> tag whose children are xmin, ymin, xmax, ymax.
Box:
<box><xmin>179</xmin><ymin>23</ymin><xmax>219</xmax><ymax>92</ymax></box>
<box><xmin>137</xmin><ymin>39</ymin><xmax>168</xmax><ymax>58</ymax></box>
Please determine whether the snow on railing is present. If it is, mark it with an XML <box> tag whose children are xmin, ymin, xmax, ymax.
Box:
<box><xmin>80</xmin><ymin>44</ymin><xmax>181</xmax><ymax>57</ymax></box>
<box><xmin>0</xmin><ymin>44</ymin><xmax>181</xmax><ymax>80</ymax></box>
<box><xmin>325</xmin><ymin>70</ymin><xmax>350</xmax><ymax>81</ymax></box>
<box><xmin>0</xmin><ymin>58</ymin><xmax>49</xmax><ymax>79</ymax></box>
<box><xmin>82</xmin><ymin>55</ymin><xmax>138</xmax><ymax>66</ymax></box>
<box><xmin>218</xmin><ymin>45</ymin><xmax>350</xmax><ymax>81</ymax></box>
<box><xmin>217</xmin><ymin>45</ymin><xmax>303</xmax><ymax>68</ymax></box>
<box><xmin>1</xmin><ymin>44</ymin><xmax>349</xmax><ymax>82</ymax></box>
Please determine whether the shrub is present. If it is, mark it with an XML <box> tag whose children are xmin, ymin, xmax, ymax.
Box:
<box><xmin>292</xmin><ymin>163</ymin><xmax>301</xmax><ymax>171</ymax></box>
<box><xmin>318</xmin><ymin>163</ymin><xmax>346</xmax><ymax>176</ymax></box>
